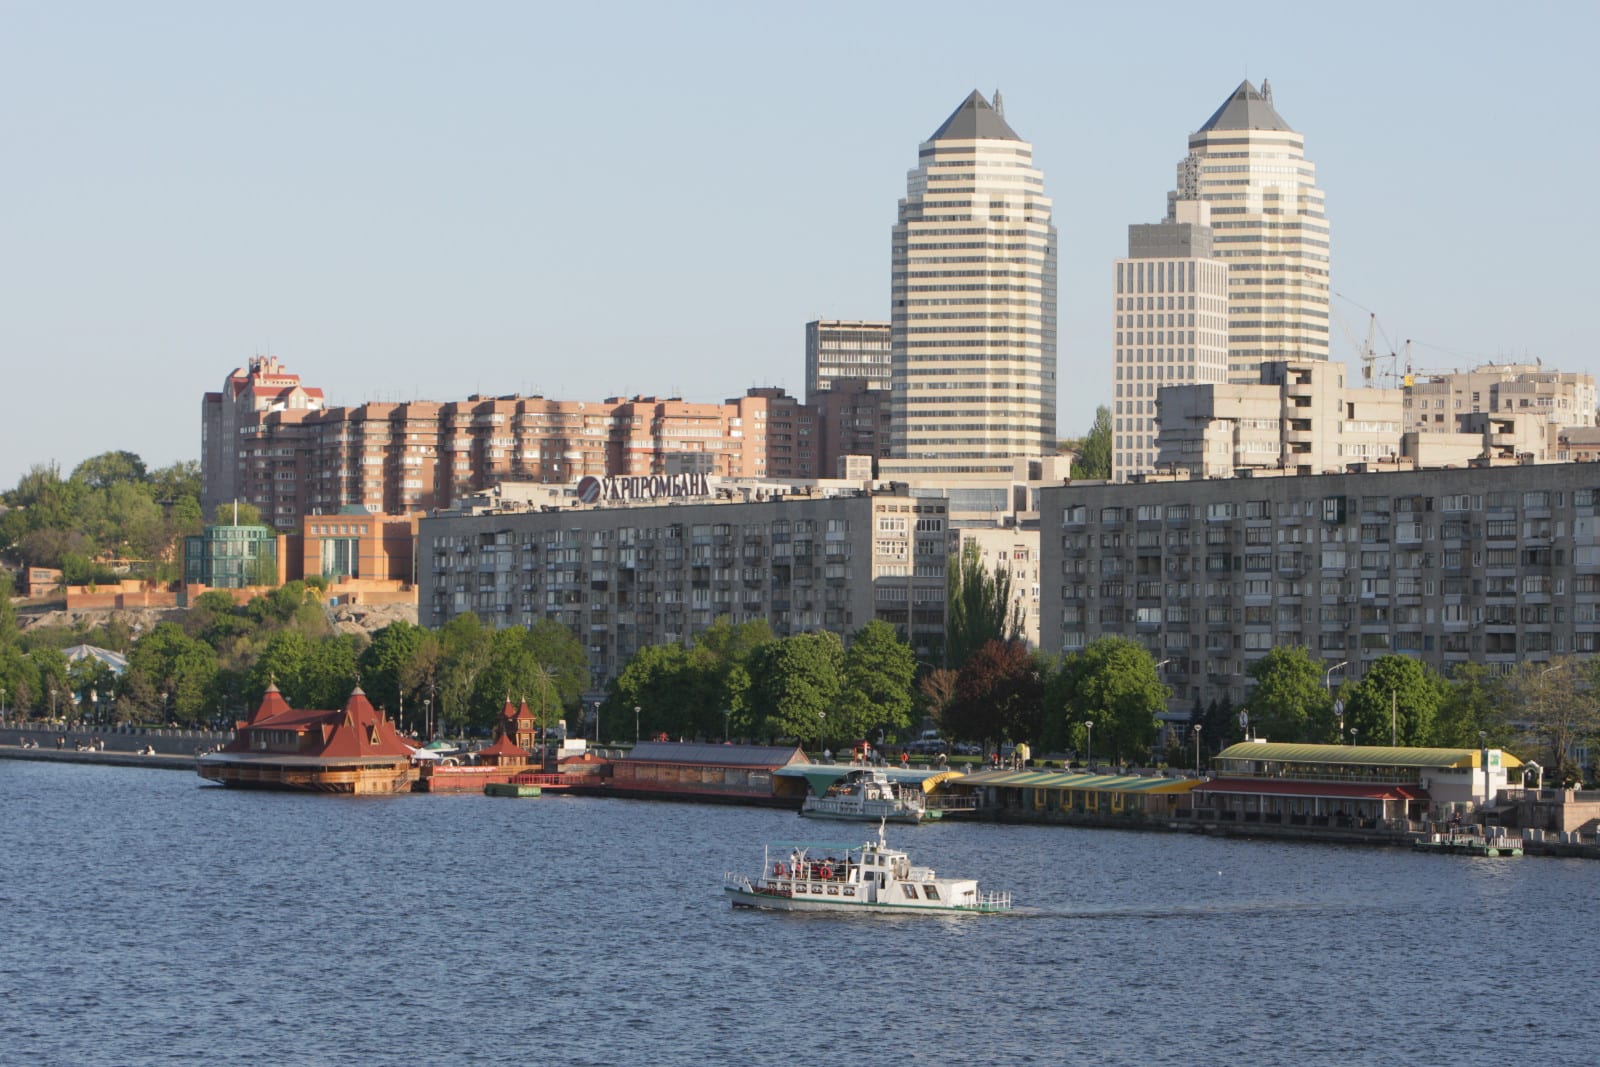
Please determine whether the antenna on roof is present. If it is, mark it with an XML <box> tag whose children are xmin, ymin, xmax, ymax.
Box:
<box><xmin>992</xmin><ymin>88</ymin><xmax>1004</xmax><ymax>117</ymax></box>
<box><xmin>1261</xmin><ymin>78</ymin><xmax>1273</xmax><ymax>105</ymax></box>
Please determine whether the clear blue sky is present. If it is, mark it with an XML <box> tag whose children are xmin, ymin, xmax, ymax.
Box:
<box><xmin>3</xmin><ymin>1</ymin><xmax>1596</xmax><ymax>489</ymax></box>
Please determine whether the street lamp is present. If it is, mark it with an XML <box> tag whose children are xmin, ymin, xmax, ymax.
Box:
<box><xmin>423</xmin><ymin>698</ymin><xmax>432</xmax><ymax>741</ymax></box>
<box><xmin>1192</xmin><ymin>723</ymin><xmax>1203</xmax><ymax>776</ymax></box>
<box><xmin>1324</xmin><ymin>660</ymin><xmax>1348</xmax><ymax>692</ymax></box>
<box><xmin>818</xmin><ymin>710</ymin><xmax>826</xmax><ymax>760</ymax></box>
<box><xmin>51</xmin><ymin>688</ymin><xmax>59</xmax><ymax>723</ymax></box>
<box><xmin>723</xmin><ymin>708</ymin><xmax>730</xmax><ymax>744</ymax></box>
<box><xmin>1085</xmin><ymin>720</ymin><xmax>1094</xmax><ymax>770</ymax></box>
<box><xmin>1479</xmin><ymin>730</ymin><xmax>1490</xmax><ymax>815</ymax></box>
<box><xmin>593</xmin><ymin>701</ymin><xmax>601</xmax><ymax>744</ymax></box>
<box><xmin>634</xmin><ymin>705</ymin><xmax>640</xmax><ymax>744</ymax></box>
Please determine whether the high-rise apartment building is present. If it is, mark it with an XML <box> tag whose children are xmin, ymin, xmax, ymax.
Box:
<box><xmin>202</xmin><ymin>360</ymin><xmax>829</xmax><ymax>531</ymax></box>
<box><xmin>884</xmin><ymin>90</ymin><xmax>1057</xmax><ymax>478</ymax></box>
<box><xmin>1112</xmin><ymin>200</ymin><xmax>1230</xmax><ymax>481</ymax></box>
<box><xmin>201</xmin><ymin>356</ymin><xmax>325</xmax><ymax>517</ymax></box>
<box><xmin>1403</xmin><ymin>363</ymin><xmax>1597</xmax><ymax>434</ymax></box>
<box><xmin>1041</xmin><ymin>463</ymin><xmax>1600</xmax><ymax>711</ymax></box>
<box><xmin>804</xmin><ymin>319</ymin><xmax>891</xmax><ymax>400</ymax></box>
<box><xmin>1171</xmin><ymin>80</ymin><xmax>1330</xmax><ymax>382</ymax></box>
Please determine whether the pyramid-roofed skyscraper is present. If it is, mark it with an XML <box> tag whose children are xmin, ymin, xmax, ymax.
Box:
<box><xmin>883</xmin><ymin>90</ymin><xmax>1058</xmax><ymax>478</ymax></box>
<box><xmin>1170</xmin><ymin>79</ymin><xmax>1330</xmax><ymax>381</ymax></box>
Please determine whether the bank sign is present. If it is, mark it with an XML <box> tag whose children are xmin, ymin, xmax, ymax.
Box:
<box><xmin>575</xmin><ymin>473</ymin><xmax>712</xmax><ymax>504</ymax></box>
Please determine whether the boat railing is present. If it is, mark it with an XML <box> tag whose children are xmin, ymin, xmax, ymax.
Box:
<box><xmin>975</xmin><ymin>890</ymin><xmax>1012</xmax><ymax>912</ymax></box>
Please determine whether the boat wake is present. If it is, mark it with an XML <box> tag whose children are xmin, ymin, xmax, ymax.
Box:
<box><xmin>1005</xmin><ymin>900</ymin><xmax>1365</xmax><ymax>921</ymax></box>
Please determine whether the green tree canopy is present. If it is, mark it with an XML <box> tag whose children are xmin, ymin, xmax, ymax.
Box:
<box><xmin>1244</xmin><ymin>645</ymin><xmax>1330</xmax><ymax>743</ymax></box>
<box><xmin>748</xmin><ymin>631</ymin><xmax>844</xmax><ymax>747</ymax></box>
<box><xmin>945</xmin><ymin>541</ymin><xmax>1021</xmax><ymax>671</ymax></box>
<box><xmin>834</xmin><ymin>619</ymin><xmax>916</xmax><ymax>743</ymax></box>
<box><xmin>1047</xmin><ymin>636</ymin><xmax>1167</xmax><ymax>765</ymax></box>
<box><xmin>1069</xmin><ymin>405</ymin><xmax>1111</xmax><ymax>480</ymax></box>
<box><xmin>1342</xmin><ymin>654</ymin><xmax>1443</xmax><ymax>747</ymax></box>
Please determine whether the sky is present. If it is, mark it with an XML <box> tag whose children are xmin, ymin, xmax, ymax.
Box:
<box><xmin>3</xmin><ymin>0</ymin><xmax>1597</xmax><ymax>490</ymax></box>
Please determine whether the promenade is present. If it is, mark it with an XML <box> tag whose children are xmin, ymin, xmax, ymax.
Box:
<box><xmin>0</xmin><ymin>724</ymin><xmax>228</xmax><ymax>771</ymax></box>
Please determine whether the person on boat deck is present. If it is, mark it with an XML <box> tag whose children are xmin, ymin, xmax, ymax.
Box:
<box><xmin>899</xmin><ymin>750</ymin><xmax>909</xmax><ymax>767</ymax></box>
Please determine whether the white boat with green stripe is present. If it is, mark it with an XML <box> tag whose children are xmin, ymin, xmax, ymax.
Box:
<box><xmin>724</xmin><ymin>822</ymin><xmax>1012</xmax><ymax>914</ymax></box>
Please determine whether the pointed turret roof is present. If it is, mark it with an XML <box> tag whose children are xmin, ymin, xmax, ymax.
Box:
<box><xmin>929</xmin><ymin>90</ymin><xmax>1020</xmax><ymax>142</ymax></box>
<box><xmin>1197</xmin><ymin>79</ymin><xmax>1293</xmax><ymax>133</ymax></box>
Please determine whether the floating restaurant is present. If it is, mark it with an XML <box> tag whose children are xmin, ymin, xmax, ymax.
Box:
<box><xmin>1192</xmin><ymin>740</ymin><xmax>1521</xmax><ymax>832</ymax></box>
<box><xmin>197</xmin><ymin>684</ymin><xmax>419</xmax><ymax>794</ymax></box>
<box><xmin>604</xmin><ymin>741</ymin><xmax>810</xmax><ymax>806</ymax></box>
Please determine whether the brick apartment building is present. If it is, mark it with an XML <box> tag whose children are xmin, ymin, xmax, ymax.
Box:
<box><xmin>201</xmin><ymin>359</ymin><xmax>835</xmax><ymax>531</ymax></box>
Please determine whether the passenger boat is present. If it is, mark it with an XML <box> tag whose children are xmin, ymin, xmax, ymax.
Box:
<box><xmin>801</xmin><ymin>768</ymin><xmax>933</xmax><ymax>823</ymax></box>
<box><xmin>723</xmin><ymin>823</ymin><xmax>1012</xmax><ymax>914</ymax></box>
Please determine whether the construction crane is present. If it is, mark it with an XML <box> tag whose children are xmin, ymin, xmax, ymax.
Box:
<box><xmin>1332</xmin><ymin>296</ymin><xmax>1405</xmax><ymax>388</ymax></box>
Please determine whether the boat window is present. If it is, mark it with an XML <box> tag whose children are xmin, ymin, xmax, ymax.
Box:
<box><xmin>901</xmin><ymin>884</ymin><xmax>919</xmax><ymax>899</ymax></box>
<box><xmin>924</xmin><ymin>885</ymin><xmax>940</xmax><ymax>901</ymax></box>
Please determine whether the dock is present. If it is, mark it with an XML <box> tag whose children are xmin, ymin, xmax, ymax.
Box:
<box><xmin>1413</xmin><ymin>832</ymin><xmax>1524</xmax><ymax>857</ymax></box>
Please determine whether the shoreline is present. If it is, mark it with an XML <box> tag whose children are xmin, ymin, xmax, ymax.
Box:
<box><xmin>7</xmin><ymin>737</ymin><xmax>1595</xmax><ymax>860</ymax></box>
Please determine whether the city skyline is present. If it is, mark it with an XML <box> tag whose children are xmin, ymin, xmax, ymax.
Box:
<box><xmin>4</xmin><ymin>2</ymin><xmax>1596</xmax><ymax>489</ymax></box>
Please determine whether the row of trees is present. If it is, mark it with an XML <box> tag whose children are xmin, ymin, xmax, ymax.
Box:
<box><xmin>608</xmin><ymin>618</ymin><xmax>915</xmax><ymax>746</ymax></box>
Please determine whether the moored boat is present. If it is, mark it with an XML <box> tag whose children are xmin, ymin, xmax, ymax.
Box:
<box><xmin>723</xmin><ymin>822</ymin><xmax>1012</xmax><ymax>914</ymax></box>
<box><xmin>800</xmin><ymin>768</ymin><xmax>931</xmax><ymax>823</ymax></box>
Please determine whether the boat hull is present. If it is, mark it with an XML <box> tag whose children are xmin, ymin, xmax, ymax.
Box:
<box><xmin>724</xmin><ymin>884</ymin><xmax>1003</xmax><ymax>915</ymax></box>
<box><xmin>799</xmin><ymin>800</ymin><xmax>924</xmax><ymax>824</ymax></box>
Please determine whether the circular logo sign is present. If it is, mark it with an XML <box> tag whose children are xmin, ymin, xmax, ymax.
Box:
<box><xmin>576</xmin><ymin>476</ymin><xmax>602</xmax><ymax>504</ymax></box>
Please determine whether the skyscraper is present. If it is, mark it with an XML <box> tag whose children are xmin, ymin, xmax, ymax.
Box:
<box><xmin>1111</xmin><ymin>199</ymin><xmax>1230</xmax><ymax>482</ymax></box>
<box><xmin>1171</xmin><ymin>79</ymin><xmax>1329</xmax><ymax>382</ymax></box>
<box><xmin>884</xmin><ymin>90</ymin><xmax>1057</xmax><ymax>478</ymax></box>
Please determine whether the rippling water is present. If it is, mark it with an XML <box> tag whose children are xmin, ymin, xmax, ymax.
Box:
<box><xmin>1</xmin><ymin>761</ymin><xmax>1591</xmax><ymax>1066</ymax></box>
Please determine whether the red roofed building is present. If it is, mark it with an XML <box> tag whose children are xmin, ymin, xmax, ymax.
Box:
<box><xmin>197</xmin><ymin>684</ymin><xmax>420</xmax><ymax>793</ymax></box>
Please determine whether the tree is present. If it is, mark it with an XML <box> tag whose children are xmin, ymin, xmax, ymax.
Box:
<box><xmin>835</xmin><ymin>620</ymin><xmax>916</xmax><ymax>743</ymax></box>
<box><xmin>748</xmin><ymin>632</ymin><xmax>844</xmax><ymax>746</ymax></box>
<box><xmin>918</xmin><ymin>668</ymin><xmax>959</xmax><ymax>732</ymax></box>
<box><xmin>1512</xmin><ymin>658</ymin><xmax>1600</xmax><ymax>785</ymax></box>
<box><xmin>946</xmin><ymin>640</ymin><xmax>1045</xmax><ymax>750</ymax></box>
<box><xmin>1047</xmin><ymin>636</ymin><xmax>1167</xmax><ymax>765</ymax></box>
<box><xmin>1343</xmin><ymin>655</ymin><xmax>1443</xmax><ymax>747</ymax></box>
<box><xmin>1070</xmin><ymin>405</ymin><xmax>1111</xmax><ymax>480</ymax></box>
<box><xmin>70</xmin><ymin>450</ymin><xmax>148</xmax><ymax>490</ymax></box>
<box><xmin>1244</xmin><ymin>645</ymin><xmax>1329</xmax><ymax>743</ymax></box>
<box><xmin>212</xmin><ymin>500</ymin><xmax>264</xmax><ymax>527</ymax></box>
<box><xmin>610</xmin><ymin>643</ymin><xmax>700</xmax><ymax>741</ymax></box>
<box><xmin>358</xmin><ymin>620</ymin><xmax>428</xmax><ymax>725</ymax></box>
<box><xmin>1433</xmin><ymin>663</ymin><xmax>1510</xmax><ymax>749</ymax></box>
<box><xmin>436</xmin><ymin>613</ymin><xmax>492</xmax><ymax>736</ymax></box>
<box><xmin>945</xmin><ymin>541</ymin><xmax>1021</xmax><ymax>671</ymax></box>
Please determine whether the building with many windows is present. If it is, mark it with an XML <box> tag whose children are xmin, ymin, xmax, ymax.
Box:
<box><xmin>1171</xmin><ymin>80</ymin><xmax>1330</xmax><ymax>381</ymax></box>
<box><xmin>805</xmin><ymin>319</ymin><xmax>891</xmax><ymax>399</ymax></box>
<box><xmin>201</xmin><ymin>356</ymin><xmax>828</xmax><ymax>531</ymax></box>
<box><xmin>885</xmin><ymin>90</ymin><xmax>1057</xmax><ymax>478</ymax></box>
<box><xmin>1112</xmin><ymin>199</ymin><xmax>1230</xmax><ymax>481</ymax></box>
<box><xmin>1154</xmin><ymin>359</ymin><xmax>1403</xmax><ymax>478</ymax></box>
<box><xmin>419</xmin><ymin>483</ymin><xmax>953</xmax><ymax>692</ymax></box>
<box><xmin>1403</xmin><ymin>363</ymin><xmax>1596</xmax><ymax>434</ymax></box>
<box><xmin>1041</xmin><ymin>462</ymin><xmax>1600</xmax><ymax>711</ymax></box>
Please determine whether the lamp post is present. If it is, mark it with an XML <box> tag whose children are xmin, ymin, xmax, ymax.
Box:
<box><xmin>1324</xmin><ymin>660</ymin><xmax>1348</xmax><ymax>693</ymax></box>
<box><xmin>423</xmin><ymin>698</ymin><xmax>432</xmax><ymax>742</ymax></box>
<box><xmin>1479</xmin><ymin>730</ymin><xmax>1490</xmax><ymax>816</ymax></box>
<box><xmin>1334</xmin><ymin>699</ymin><xmax>1345</xmax><ymax>744</ymax></box>
<box><xmin>723</xmin><ymin>708</ymin><xmax>730</xmax><ymax>744</ymax></box>
<box><xmin>818</xmin><ymin>710</ymin><xmax>826</xmax><ymax>760</ymax></box>
<box><xmin>634</xmin><ymin>705</ymin><xmax>640</xmax><ymax>745</ymax></box>
<box><xmin>1193</xmin><ymin>723</ymin><xmax>1202</xmax><ymax>776</ymax></box>
<box><xmin>1085</xmin><ymin>720</ymin><xmax>1094</xmax><ymax>770</ymax></box>
<box><xmin>593</xmin><ymin>701</ymin><xmax>601</xmax><ymax>745</ymax></box>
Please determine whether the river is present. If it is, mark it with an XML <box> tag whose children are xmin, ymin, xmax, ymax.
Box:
<box><xmin>1</xmin><ymin>761</ymin><xmax>1591</xmax><ymax>1066</ymax></box>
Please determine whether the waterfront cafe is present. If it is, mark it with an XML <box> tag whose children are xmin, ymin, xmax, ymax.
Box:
<box><xmin>1192</xmin><ymin>740</ymin><xmax>1522</xmax><ymax>829</ymax></box>
<box><xmin>952</xmin><ymin>767</ymin><xmax>1200</xmax><ymax>820</ymax></box>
